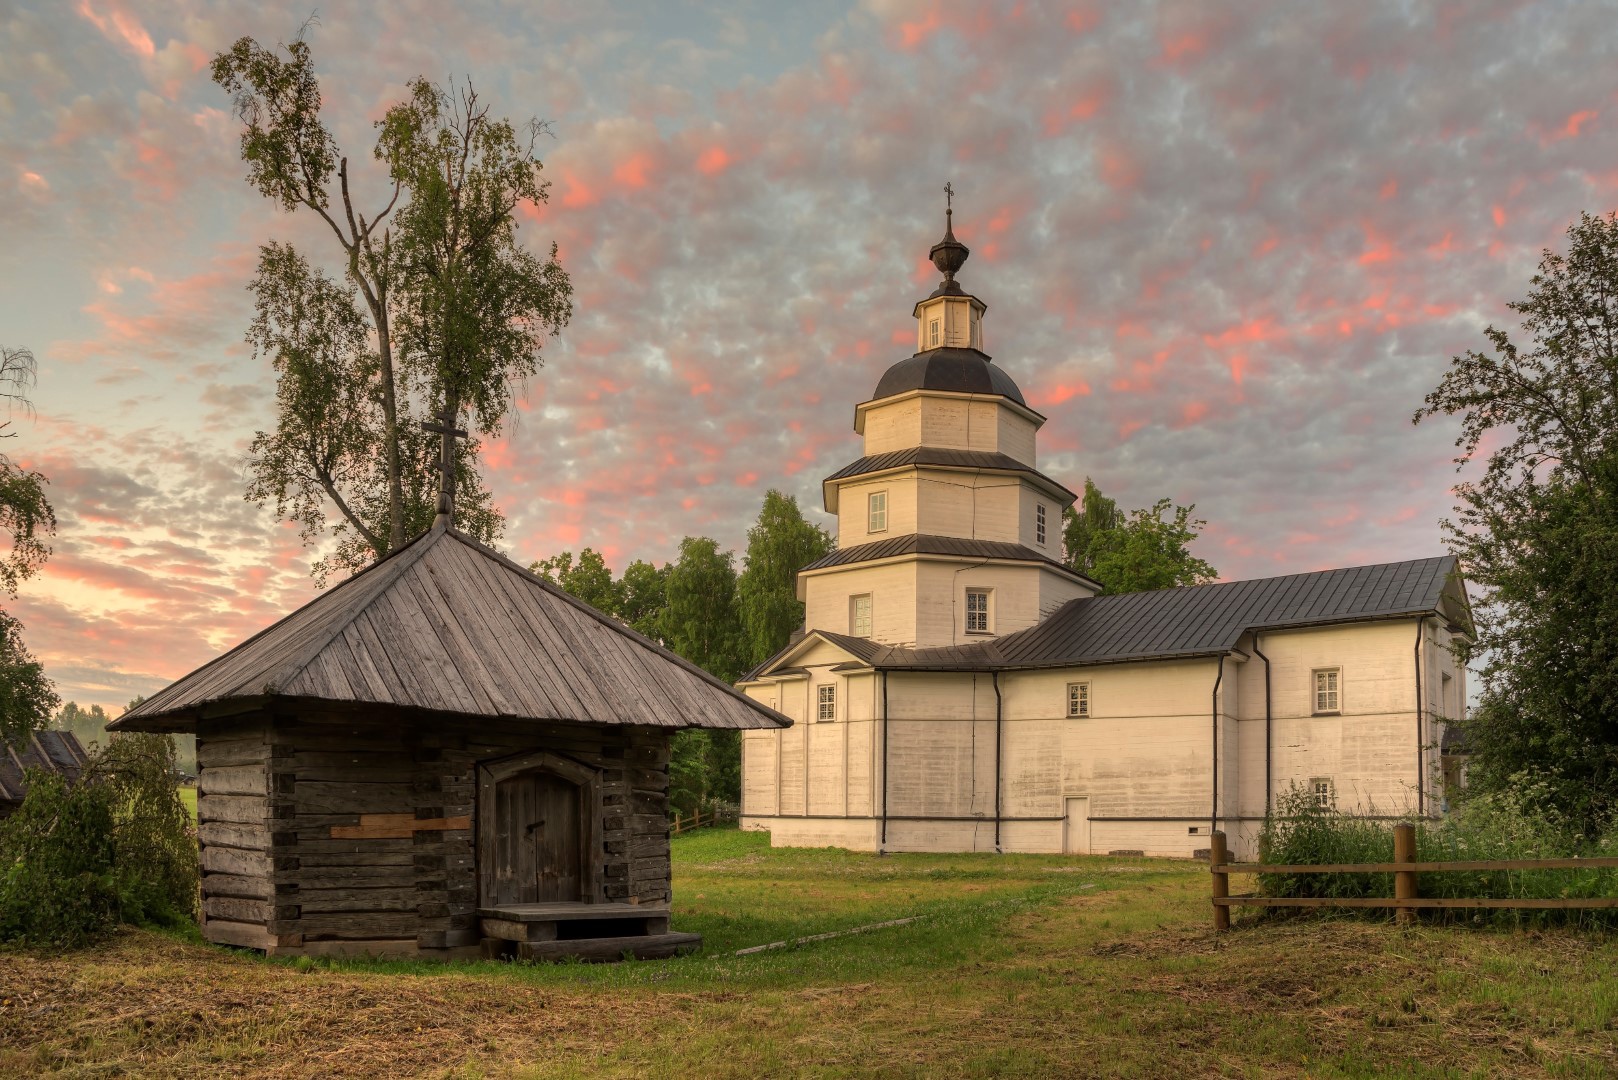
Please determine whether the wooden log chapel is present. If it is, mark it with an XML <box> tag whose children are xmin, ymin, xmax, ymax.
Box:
<box><xmin>114</xmin><ymin>515</ymin><xmax>789</xmax><ymax>961</ymax></box>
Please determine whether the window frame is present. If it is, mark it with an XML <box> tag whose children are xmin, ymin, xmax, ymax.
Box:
<box><xmin>965</xmin><ymin>587</ymin><xmax>992</xmax><ymax>635</ymax></box>
<box><xmin>850</xmin><ymin>593</ymin><xmax>873</xmax><ymax>638</ymax></box>
<box><xmin>867</xmin><ymin>490</ymin><xmax>888</xmax><ymax>534</ymax></box>
<box><xmin>817</xmin><ymin>683</ymin><xmax>837</xmax><ymax>722</ymax></box>
<box><xmin>1312</xmin><ymin>667</ymin><xmax>1342</xmax><ymax>716</ymax></box>
<box><xmin>1308</xmin><ymin>776</ymin><xmax>1333</xmax><ymax>808</ymax></box>
<box><xmin>929</xmin><ymin>318</ymin><xmax>941</xmax><ymax>348</ymax></box>
<box><xmin>1036</xmin><ymin>503</ymin><xmax>1047</xmax><ymax>546</ymax></box>
<box><xmin>1066</xmin><ymin>681</ymin><xmax>1090</xmax><ymax>718</ymax></box>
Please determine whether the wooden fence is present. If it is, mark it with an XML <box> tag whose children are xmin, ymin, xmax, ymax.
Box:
<box><xmin>1210</xmin><ymin>826</ymin><xmax>1618</xmax><ymax>931</ymax></box>
<box><xmin>670</xmin><ymin>806</ymin><xmax>714</xmax><ymax>835</ymax></box>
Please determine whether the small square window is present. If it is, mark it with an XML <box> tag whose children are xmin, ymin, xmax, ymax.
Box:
<box><xmin>1313</xmin><ymin>669</ymin><xmax>1341</xmax><ymax>714</ymax></box>
<box><xmin>851</xmin><ymin>594</ymin><xmax>872</xmax><ymax>638</ymax></box>
<box><xmin>1036</xmin><ymin>504</ymin><xmax>1047</xmax><ymax>546</ymax></box>
<box><xmin>817</xmin><ymin>684</ymin><xmax>836</xmax><ymax>722</ymax></box>
<box><xmin>1309</xmin><ymin>777</ymin><xmax>1333</xmax><ymax>808</ymax></box>
<box><xmin>930</xmin><ymin>318</ymin><xmax>940</xmax><ymax>348</ymax></box>
<box><xmin>965</xmin><ymin>588</ymin><xmax>991</xmax><ymax>634</ymax></box>
<box><xmin>868</xmin><ymin>491</ymin><xmax>888</xmax><ymax>533</ymax></box>
<box><xmin>1067</xmin><ymin>682</ymin><xmax>1090</xmax><ymax>718</ymax></box>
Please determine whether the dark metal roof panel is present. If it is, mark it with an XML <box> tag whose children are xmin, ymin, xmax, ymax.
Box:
<box><xmin>864</xmin><ymin>556</ymin><xmax>1456</xmax><ymax>671</ymax></box>
<box><xmin>801</xmin><ymin>533</ymin><xmax>1092</xmax><ymax>586</ymax></box>
<box><xmin>823</xmin><ymin>448</ymin><xmax>1076</xmax><ymax>500</ymax></box>
<box><xmin>870</xmin><ymin>347</ymin><xmax>1027</xmax><ymax>406</ymax></box>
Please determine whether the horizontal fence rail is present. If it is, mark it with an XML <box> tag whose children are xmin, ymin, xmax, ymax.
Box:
<box><xmin>1209</xmin><ymin>827</ymin><xmax>1618</xmax><ymax>931</ymax></box>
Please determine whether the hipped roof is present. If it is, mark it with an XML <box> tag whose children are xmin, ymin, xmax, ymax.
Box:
<box><xmin>115</xmin><ymin>523</ymin><xmax>789</xmax><ymax>733</ymax></box>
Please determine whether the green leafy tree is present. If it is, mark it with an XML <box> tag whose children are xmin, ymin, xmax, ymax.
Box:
<box><xmin>737</xmin><ymin>490</ymin><xmax>833</xmax><ymax>667</ymax></box>
<box><xmin>616</xmin><ymin>559</ymin><xmax>670</xmax><ymax>642</ymax></box>
<box><xmin>663</xmin><ymin>537</ymin><xmax>748</xmax><ymax>811</ymax></box>
<box><xmin>1062</xmin><ymin>478</ymin><xmax>1216</xmax><ymax>593</ymax></box>
<box><xmin>1416</xmin><ymin>211</ymin><xmax>1618</xmax><ymax>831</ymax></box>
<box><xmin>0</xmin><ymin>345</ymin><xmax>57</xmax><ymax>747</ymax></box>
<box><xmin>214</xmin><ymin>32</ymin><xmax>569</xmax><ymax>581</ymax></box>
<box><xmin>52</xmin><ymin>702</ymin><xmax>111</xmax><ymax>752</ymax></box>
<box><xmin>531</xmin><ymin>548</ymin><xmax>622</xmax><ymax>615</ymax></box>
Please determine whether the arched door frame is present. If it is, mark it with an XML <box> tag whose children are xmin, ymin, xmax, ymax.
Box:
<box><xmin>476</xmin><ymin>748</ymin><xmax>602</xmax><ymax>906</ymax></box>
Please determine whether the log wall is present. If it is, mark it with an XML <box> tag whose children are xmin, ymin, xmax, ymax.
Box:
<box><xmin>195</xmin><ymin>708</ymin><xmax>673</xmax><ymax>958</ymax></box>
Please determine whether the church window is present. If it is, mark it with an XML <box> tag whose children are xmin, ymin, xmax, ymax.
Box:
<box><xmin>868</xmin><ymin>491</ymin><xmax>888</xmax><ymax>533</ymax></box>
<box><xmin>1309</xmin><ymin>777</ymin><xmax>1334</xmax><ymax>808</ymax></box>
<box><xmin>1036</xmin><ymin>504</ymin><xmax>1047</xmax><ymax>546</ymax></box>
<box><xmin>851</xmin><ymin>594</ymin><xmax>873</xmax><ymax>637</ymax></box>
<box><xmin>930</xmin><ymin>318</ymin><xmax>941</xmax><ymax>348</ymax></box>
<box><xmin>1313</xmin><ymin>669</ymin><xmax>1341</xmax><ymax>714</ymax></box>
<box><xmin>965</xmin><ymin>588</ymin><xmax>991</xmax><ymax>634</ymax></box>
<box><xmin>1067</xmin><ymin>682</ymin><xmax>1090</xmax><ymax>718</ymax></box>
<box><xmin>817</xmin><ymin>683</ymin><xmax>837</xmax><ymax>722</ymax></box>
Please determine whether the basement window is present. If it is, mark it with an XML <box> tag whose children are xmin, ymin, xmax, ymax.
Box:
<box><xmin>1309</xmin><ymin>777</ymin><xmax>1333</xmax><ymax>809</ymax></box>
<box><xmin>965</xmin><ymin>588</ymin><xmax>991</xmax><ymax>634</ymax></box>
<box><xmin>817</xmin><ymin>684</ymin><xmax>837</xmax><ymax>722</ymax></box>
<box><xmin>1067</xmin><ymin>682</ymin><xmax>1090</xmax><ymax>718</ymax></box>
<box><xmin>1312</xmin><ymin>668</ymin><xmax>1341</xmax><ymax>715</ymax></box>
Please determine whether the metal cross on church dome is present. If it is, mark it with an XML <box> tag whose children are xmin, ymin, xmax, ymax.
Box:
<box><xmin>421</xmin><ymin>398</ymin><xmax>469</xmax><ymax>527</ymax></box>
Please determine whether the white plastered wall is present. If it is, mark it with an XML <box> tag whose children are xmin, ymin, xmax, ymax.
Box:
<box><xmin>802</xmin><ymin>561</ymin><xmax>919</xmax><ymax>644</ymax></box>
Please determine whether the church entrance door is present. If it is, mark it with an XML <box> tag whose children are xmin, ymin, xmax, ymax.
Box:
<box><xmin>478</xmin><ymin>751</ymin><xmax>600</xmax><ymax>908</ymax></box>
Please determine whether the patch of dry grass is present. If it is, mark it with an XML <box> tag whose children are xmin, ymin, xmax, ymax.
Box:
<box><xmin>1</xmin><ymin>831</ymin><xmax>1615</xmax><ymax>1078</ymax></box>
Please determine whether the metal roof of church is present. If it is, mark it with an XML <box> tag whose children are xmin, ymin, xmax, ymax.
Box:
<box><xmin>754</xmin><ymin>555</ymin><xmax>1464</xmax><ymax>677</ymax></box>
<box><xmin>869</xmin><ymin>347</ymin><xmax>1028</xmax><ymax>406</ymax></box>
<box><xmin>116</xmin><ymin>523</ymin><xmax>789</xmax><ymax>733</ymax></box>
<box><xmin>823</xmin><ymin>447</ymin><xmax>1077</xmax><ymax>501</ymax></box>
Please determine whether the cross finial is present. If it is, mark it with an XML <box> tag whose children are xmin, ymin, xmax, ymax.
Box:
<box><xmin>944</xmin><ymin>181</ymin><xmax>954</xmax><ymax>213</ymax></box>
<box><xmin>420</xmin><ymin>398</ymin><xmax>469</xmax><ymax>529</ymax></box>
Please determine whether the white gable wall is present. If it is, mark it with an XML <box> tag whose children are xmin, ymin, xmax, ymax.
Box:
<box><xmin>740</xmin><ymin>615</ymin><xmax>1452</xmax><ymax>859</ymax></box>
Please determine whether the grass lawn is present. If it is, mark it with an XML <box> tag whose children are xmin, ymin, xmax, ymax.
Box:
<box><xmin>178</xmin><ymin>784</ymin><xmax>197</xmax><ymax>821</ymax></box>
<box><xmin>2</xmin><ymin>829</ymin><xmax>1616</xmax><ymax>1077</ymax></box>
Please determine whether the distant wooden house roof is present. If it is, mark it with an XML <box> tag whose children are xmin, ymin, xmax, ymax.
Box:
<box><xmin>115</xmin><ymin>523</ymin><xmax>789</xmax><ymax>733</ymax></box>
<box><xmin>0</xmin><ymin>730</ymin><xmax>90</xmax><ymax>810</ymax></box>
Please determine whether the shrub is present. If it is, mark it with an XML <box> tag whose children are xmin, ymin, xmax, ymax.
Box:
<box><xmin>1258</xmin><ymin>784</ymin><xmax>1396</xmax><ymax>900</ymax></box>
<box><xmin>0</xmin><ymin>733</ymin><xmax>198</xmax><ymax>948</ymax></box>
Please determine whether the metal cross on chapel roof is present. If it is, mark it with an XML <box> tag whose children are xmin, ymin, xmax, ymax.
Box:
<box><xmin>421</xmin><ymin>399</ymin><xmax>469</xmax><ymax>528</ymax></box>
<box><xmin>944</xmin><ymin>181</ymin><xmax>954</xmax><ymax>211</ymax></box>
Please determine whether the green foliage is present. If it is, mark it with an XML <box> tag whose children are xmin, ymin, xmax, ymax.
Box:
<box><xmin>0</xmin><ymin>612</ymin><xmax>58</xmax><ymax>748</ymax></box>
<box><xmin>1258</xmin><ymin>782</ymin><xmax>1618</xmax><ymax>924</ymax></box>
<box><xmin>0</xmin><ymin>734</ymin><xmax>198</xmax><ymax>948</ymax></box>
<box><xmin>51</xmin><ymin>701</ymin><xmax>111</xmax><ymax>753</ymax></box>
<box><xmin>736</xmin><ymin>490</ymin><xmax>833</xmax><ymax>667</ymax></box>
<box><xmin>1062</xmin><ymin>478</ymin><xmax>1216</xmax><ymax>594</ymax></box>
<box><xmin>531</xmin><ymin>548</ymin><xmax>622</xmax><ymax>615</ymax></box>
<box><xmin>216</xmin><ymin>32</ymin><xmax>569</xmax><ymax>580</ymax></box>
<box><xmin>662</xmin><ymin>536</ymin><xmax>748</xmax><ymax>683</ymax></box>
<box><xmin>616</xmin><ymin>559</ymin><xmax>670</xmax><ymax>641</ymax></box>
<box><xmin>1416</xmin><ymin>211</ymin><xmax>1618</xmax><ymax>834</ymax></box>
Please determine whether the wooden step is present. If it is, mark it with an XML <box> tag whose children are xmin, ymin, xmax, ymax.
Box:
<box><xmin>478</xmin><ymin>902</ymin><xmax>672</xmax><ymax>943</ymax></box>
<box><xmin>510</xmin><ymin>931</ymin><xmax>701</xmax><ymax>963</ymax></box>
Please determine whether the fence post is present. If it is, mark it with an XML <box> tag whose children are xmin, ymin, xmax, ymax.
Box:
<box><xmin>1210</xmin><ymin>830</ymin><xmax>1230</xmax><ymax>932</ymax></box>
<box><xmin>1393</xmin><ymin>823</ymin><xmax>1417</xmax><ymax>926</ymax></box>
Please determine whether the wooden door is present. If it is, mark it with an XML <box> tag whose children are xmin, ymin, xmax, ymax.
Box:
<box><xmin>490</xmin><ymin>770</ymin><xmax>582</xmax><ymax>905</ymax></box>
<box><xmin>1064</xmin><ymin>796</ymin><xmax>1091</xmax><ymax>855</ymax></box>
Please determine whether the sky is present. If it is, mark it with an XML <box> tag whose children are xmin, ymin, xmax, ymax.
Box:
<box><xmin>2</xmin><ymin>0</ymin><xmax>1615</xmax><ymax>713</ymax></box>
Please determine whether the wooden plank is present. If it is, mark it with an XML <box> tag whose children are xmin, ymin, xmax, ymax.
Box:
<box><xmin>480</xmin><ymin>918</ymin><xmax>559</xmax><ymax>942</ymax></box>
<box><xmin>476</xmin><ymin>902</ymin><xmax>669</xmax><ymax>921</ymax></box>
<box><xmin>204</xmin><ymin>919</ymin><xmax>274</xmax><ymax>950</ymax></box>
<box><xmin>351</xmin><ymin>611</ymin><xmax>434</xmax><ymax>708</ymax></box>
<box><xmin>1217</xmin><ymin>896</ymin><xmax>1618</xmax><ymax>909</ymax></box>
<box><xmin>197</xmin><ymin>740</ymin><xmax>269</xmax><ymax>769</ymax></box>
<box><xmin>516</xmin><ymin>931</ymin><xmax>701</xmax><ymax>963</ymax></box>
<box><xmin>410</xmin><ymin>553</ymin><xmax>516</xmax><ymax>715</ymax></box>
<box><xmin>373</xmin><ymin>581</ymin><xmax>482</xmax><ymax>716</ymax></box>
<box><xmin>298</xmin><ymin>912</ymin><xmax>426</xmax><ymax>937</ymax></box>
<box><xmin>329</xmin><ymin>813</ymin><xmax>473</xmax><ymax>839</ymax></box>
<box><xmin>198</xmin><ymin>794</ymin><xmax>268</xmax><ymax>825</ymax></box>
<box><xmin>198</xmin><ymin>821</ymin><xmax>271</xmax><ymax>851</ymax></box>
<box><xmin>436</xmin><ymin>541</ymin><xmax>561</xmax><ymax>718</ymax></box>
<box><xmin>198</xmin><ymin>764</ymin><xmax>267</xmax><ymax>797</ymax></box>
<box><xmin>1223</xmin><ymin>857</ymin><xmax>1618</xmax><ymax>874</ymax></box>
<box><xmin>472</xmin><ymin>553</ymin><xmax>611</xmax><ymax>720</ymax></box>
<box><xmin>202</xmin><ymin>873</ymin><xmax>274</xmax><ymax>901</ymax></box>
<box><xmin>204</xmin><ymin>896</ymin><xmax>271</xmax><ymax>923</ymax></box>
<box><xmin>202</xmin><ymin>846</ymin><xmax>272</xmax><ymax>877</ymax></box>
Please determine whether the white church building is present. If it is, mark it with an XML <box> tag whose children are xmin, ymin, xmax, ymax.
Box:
<box><xmin>737</xmin><ymin>210</ymin><xmax>1473</xmax><ymax>860</ymax></box>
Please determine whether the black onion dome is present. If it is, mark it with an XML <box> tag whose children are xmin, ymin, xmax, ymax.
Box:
<box><xmin>872</xmin><ymin>347</ymin><xmax>1026</xmax><ymax>407</ymax></box>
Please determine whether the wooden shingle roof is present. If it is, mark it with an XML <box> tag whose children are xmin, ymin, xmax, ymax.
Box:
<box><xmin>0</xmin><ymin>730</ymin><xmax>90</xmax><ymax>809</ymax></box>
<box><xmin>115</xmin><ymin>524</ymin><xmax>789</xmax><ymax>733</ymax></box>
